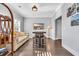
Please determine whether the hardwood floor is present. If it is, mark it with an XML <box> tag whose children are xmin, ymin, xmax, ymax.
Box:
<box><xmin>14</xmin><ymin>38</ymin><xmax>73</xmax><ymax>56</ymax></box>
<box><xmin>54</xmin><ymin>39</ymin><xmax>73</xmax><ymax>56</ymax></box>
<box><xmin>14</xmin><ymin>39</ymin><xmax>33</xmax><ymax>56</ymax></box>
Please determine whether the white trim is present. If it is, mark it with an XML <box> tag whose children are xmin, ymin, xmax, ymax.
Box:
<box><xmin>55</xmin><ymin>38</ymin><xmax>62</xmax><ymax>40</ymax></box>
<box><xmin>50</xmin><ymin>36</ymin><xmax>55</xmax><ymax>40</ymax></box>
<box><xmin>62</xmin><ymin>44</ymin><xmax>79</xmax><ymax>56</ymax></box>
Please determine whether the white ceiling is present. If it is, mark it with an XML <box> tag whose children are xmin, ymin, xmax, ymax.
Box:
<box><xmin>7</xmin><ymin>3</ymin><xmax>62</xmax><ymax>18</ymax></box>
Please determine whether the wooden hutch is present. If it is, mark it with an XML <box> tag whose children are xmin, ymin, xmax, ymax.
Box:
<box><xmin>0</xmin><ymin>14</ymin><xmax>12</xmax><ymax>55</ymax></box>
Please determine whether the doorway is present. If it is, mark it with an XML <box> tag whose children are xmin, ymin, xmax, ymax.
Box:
<box><xmin>55</xmin><ymin>16</ymin><xmax>62</xmax><ymax>47</ymax></box>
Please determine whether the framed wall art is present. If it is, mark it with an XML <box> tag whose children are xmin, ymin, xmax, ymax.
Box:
<box><xmin>71</xmin><ymin>14</ymin><xmax>79</xmax><ymax>26</ymax></box>
<box><xmin>33</xmin><ymin>23</ymin><xmax>44</xmax><ymax>30</ymax></box>
<box><xmin>67</xmin><ymin>3</ymin><xmax>76</xmax><ymax>17</ymax></box>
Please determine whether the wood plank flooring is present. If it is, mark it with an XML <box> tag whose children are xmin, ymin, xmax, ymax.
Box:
<box><xmin>14</xmin><ymin>38</ymin><xmax>73</xmax><ymax>56</ymax></box>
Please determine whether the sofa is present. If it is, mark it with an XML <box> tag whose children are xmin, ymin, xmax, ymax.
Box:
<box><xmin>13</xmin><ymin>32</ymin><xmax>29</xmax><ymax>51</ymax></box>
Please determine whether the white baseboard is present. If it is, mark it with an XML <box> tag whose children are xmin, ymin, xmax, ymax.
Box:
<box><xmin>62</xmin><ymin>44</ymin><xmax>79</xmax><ymax>56</ymax></box>
<box><xmin>50</xmin><ymin>36</ymin><xmax>55</xmax><ymax>40</ymax></box>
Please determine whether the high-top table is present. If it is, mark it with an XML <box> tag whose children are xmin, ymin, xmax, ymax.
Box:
<box><xmin>33</xmin><ymin>31</ymin><xmax>46</xmax><ymax>50</ymax></box>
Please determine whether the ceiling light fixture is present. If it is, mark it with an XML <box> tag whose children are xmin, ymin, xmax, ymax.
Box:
<box><xmin>32</xmin><ymin>5</ymin><xmax>38</xmax><ymax>11</ymax></box>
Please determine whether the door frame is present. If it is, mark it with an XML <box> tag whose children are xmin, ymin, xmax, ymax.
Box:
<box><xmin>55</xmin><ymin>16</ymin><xmax>62</xmax><ymax>40</ymax></box>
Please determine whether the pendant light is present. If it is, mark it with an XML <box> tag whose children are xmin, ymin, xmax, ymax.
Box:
<box><xmin>32</xmin><ymin>5</ymin><xmax>38</xmax><ymax>11</ymax></box>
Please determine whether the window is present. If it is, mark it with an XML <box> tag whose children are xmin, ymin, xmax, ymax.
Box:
<box><xmin>14</xmin><ymin>19</ymin><xmax>21</xmax><ymax>32</ymax></box>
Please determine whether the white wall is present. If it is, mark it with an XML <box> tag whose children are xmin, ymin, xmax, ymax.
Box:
<box><xmin>62</xmin><ymin>4</ymin><xmax>79</xmax><ymax>55</ymax></box>
<box><xmin>24</xmin><ymin>18</ymin><xmax>51</xmax><ymax>38</ymax></box>
<box><xmin>0</xmin><ymin>4</ymin><xmax>10</xmax><ymax>17</ymax></box>
<box><xmin>51</xmin><ymin>3</ymin><xmax>79</xmax><ymax>55</ymax></box>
